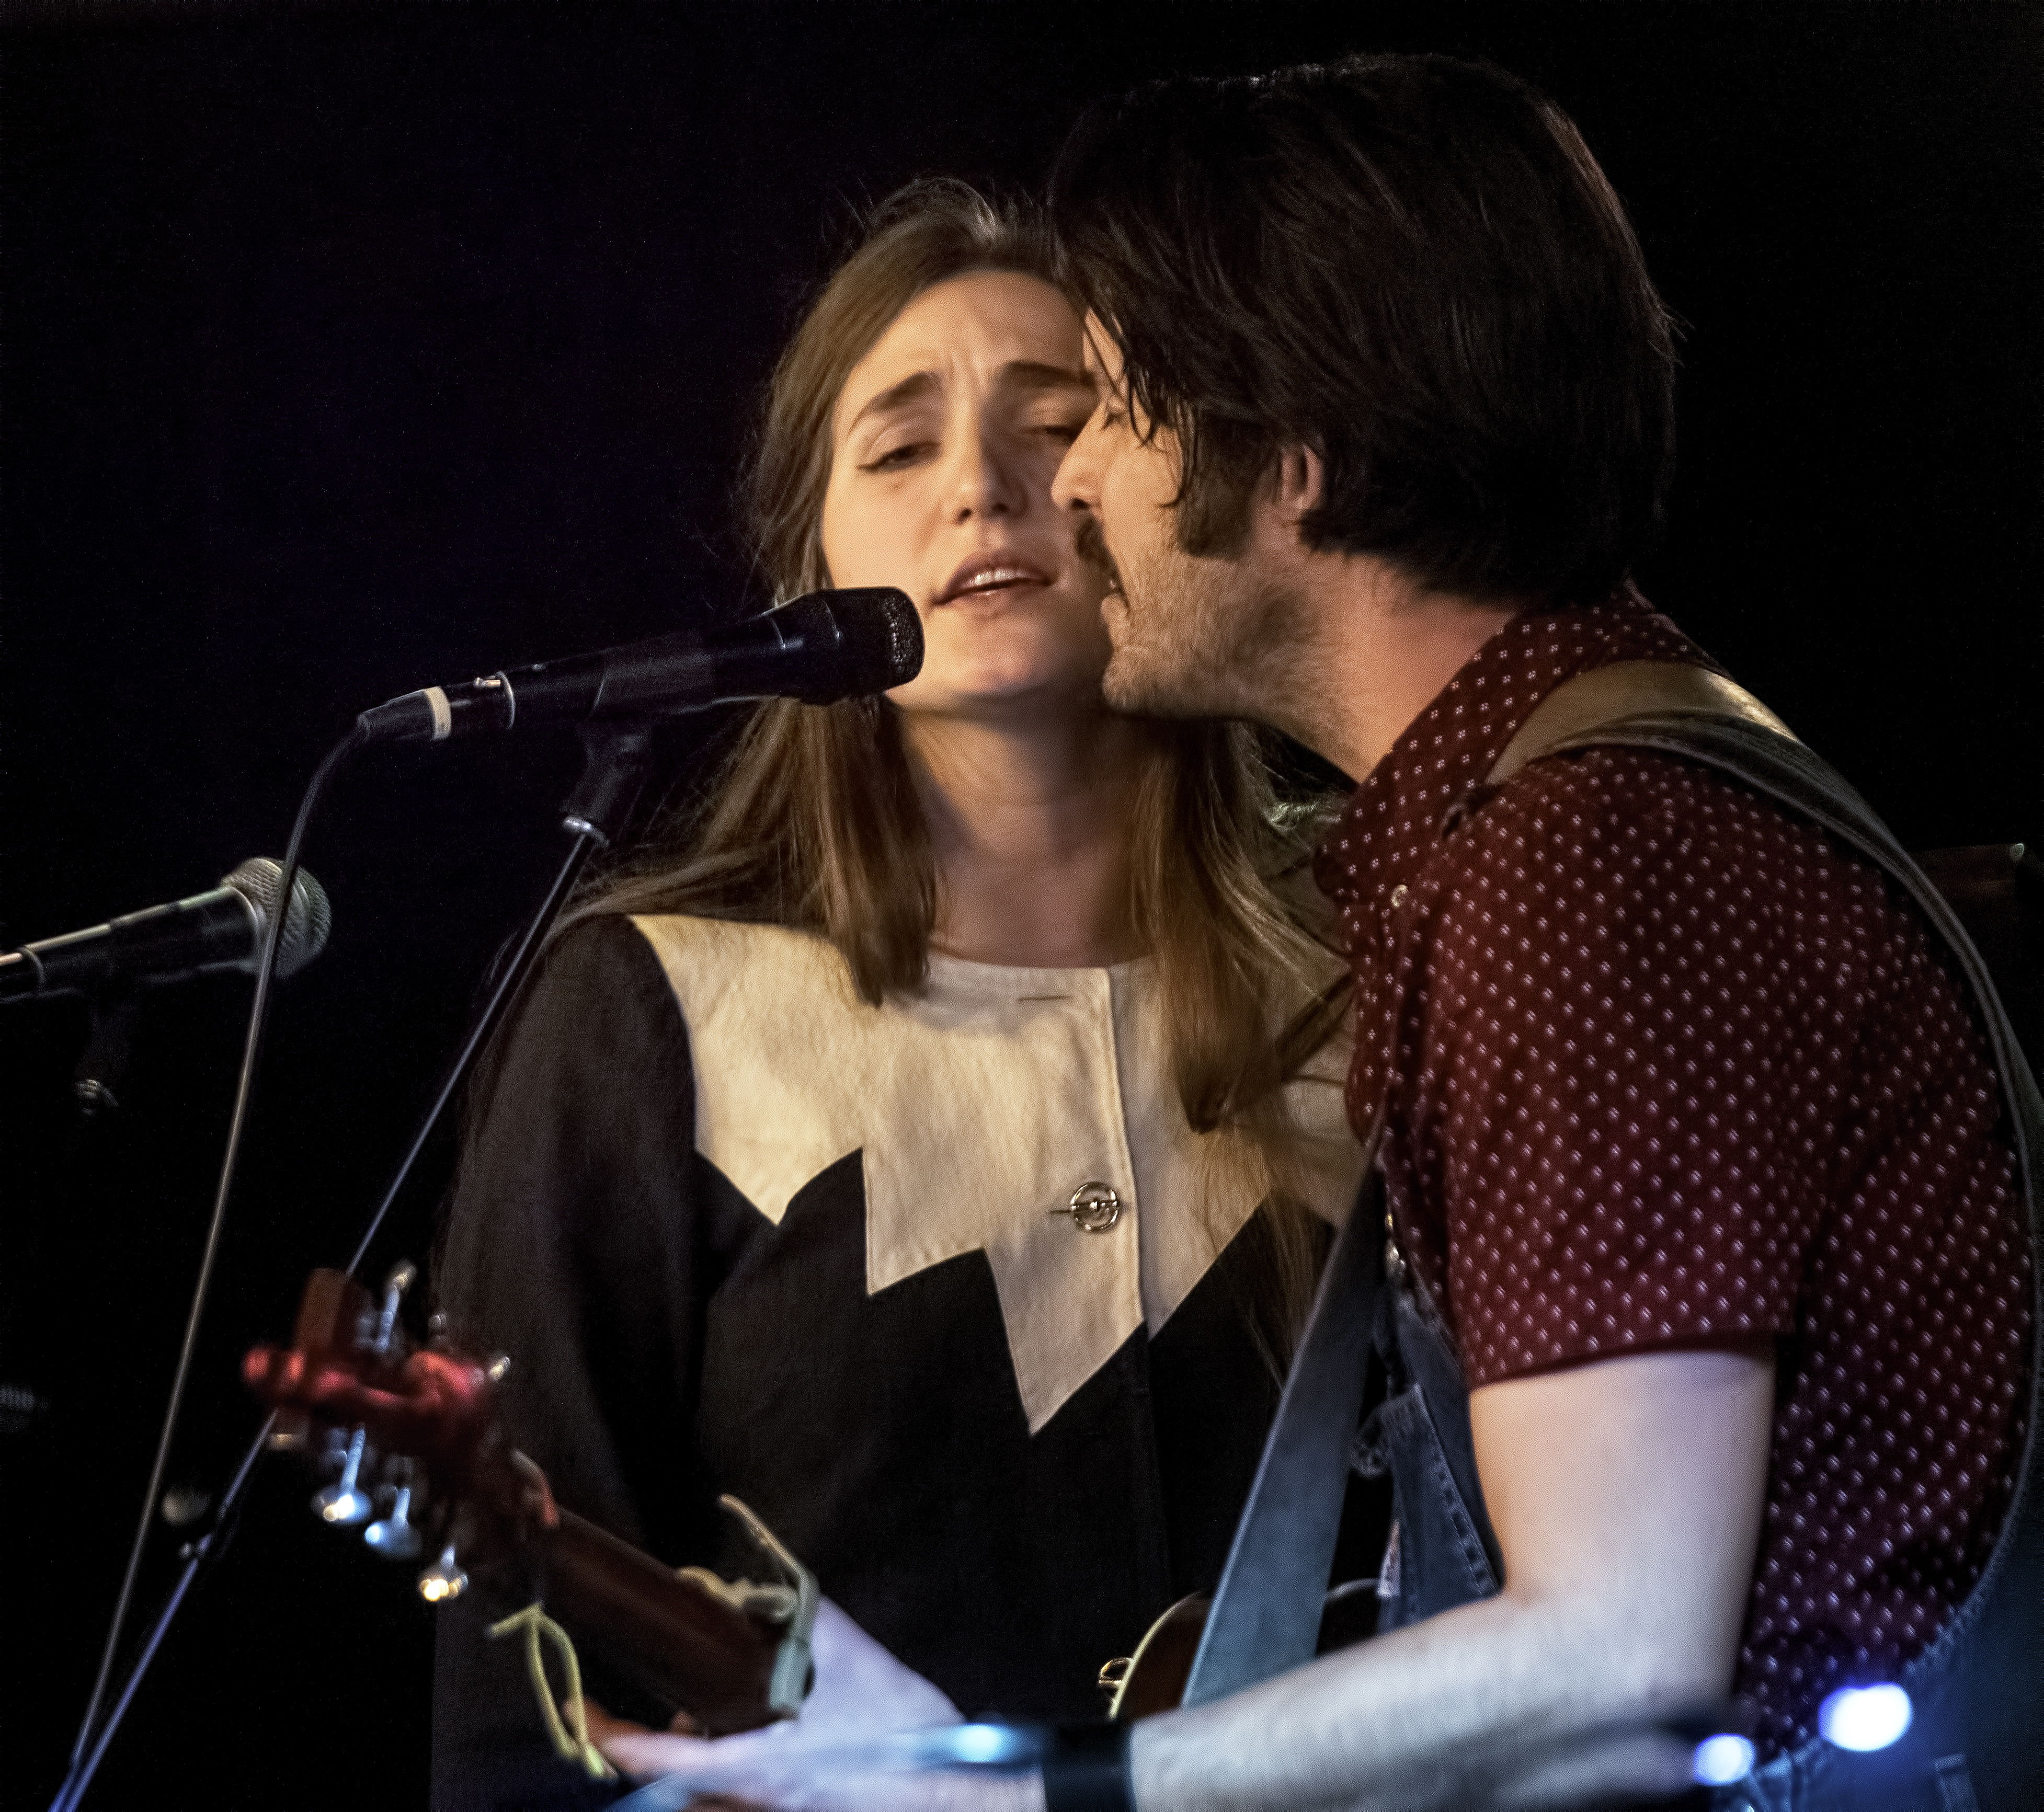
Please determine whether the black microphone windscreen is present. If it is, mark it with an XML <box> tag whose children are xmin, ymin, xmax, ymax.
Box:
<box><xmin>837</xmin><ymin>587</ymin><xmax>925</xmax><ymax>696</ymax></box>
<box><xmin>768</xmin><ymin>587</ymin><xmax>921</xmax><ymax>703</ymax></box>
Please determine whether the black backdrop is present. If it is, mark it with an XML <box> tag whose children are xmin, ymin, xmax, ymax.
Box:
<box><xmin>3</xmin><ymin>2</ymin><xmax>2038</xmax><ymax>1806</ymax></box>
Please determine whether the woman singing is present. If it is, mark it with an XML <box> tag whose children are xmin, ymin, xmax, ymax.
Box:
<box><xmin>432</xmin><ymin>181</ymin><xmax>1363</xmax><ymax>1809</ymax></box>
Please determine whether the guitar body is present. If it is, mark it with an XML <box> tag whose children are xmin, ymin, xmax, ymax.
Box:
<box><xmin>1107</xmin><ymin>1576</ymin><xmax>1382</xmax><ymax>1719</ymax></box>
<box><xmin>1105</xmin><ymin>1593</ymin><xmax>1209</xmax><ymax>1719</ymax></box>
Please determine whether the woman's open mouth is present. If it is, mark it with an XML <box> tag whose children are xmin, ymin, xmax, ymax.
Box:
<box><xmin>938</xmin><ymin>554</ymin><xmax>1052</xmax><ymax>603</ymax></box>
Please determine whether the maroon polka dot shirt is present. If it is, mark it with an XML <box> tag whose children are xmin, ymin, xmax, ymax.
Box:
<box><xmin>1314</xmin><ymin>590</ymin><xmax>2032</xmax><ymax>1753</ymax></box>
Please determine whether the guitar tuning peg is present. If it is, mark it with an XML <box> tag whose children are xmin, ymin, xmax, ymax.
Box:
<box><xmin>312</xmin><ymin>1426</ymin><xmax>375</xmax><ymax>1527</ymax></box>
<box><xmin>417</xmin><ymin>1540</ymin><xmax>469</xmax><ymax>1603</ymax></box>
<box><xmin>485</xmin><ymin>1353</ymin><xmax>511</xmax><ymax>1384</ymax></box>
<box><xmin>371</xmin><ymin>1260</ymin><xmax>418</xmax><ymax>1361</ymax></box>
<box><xmin>364</xmin><ymin>1475</ymin><xmax>424</xmax><ymax>1562</ymax></box>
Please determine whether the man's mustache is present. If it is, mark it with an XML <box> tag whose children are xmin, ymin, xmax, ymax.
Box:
<box><xmin>1074</xmin><ymin>512</ymin><xmax>1125</xmax><ymax>595</ymax></box>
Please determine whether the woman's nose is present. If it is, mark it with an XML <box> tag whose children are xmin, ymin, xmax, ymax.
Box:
<box><xmin>948</xmin><ymin>430</ymin><xmax>1026</xmax><ymax>521</ymax></box>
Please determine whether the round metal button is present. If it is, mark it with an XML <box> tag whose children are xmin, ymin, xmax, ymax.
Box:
<box><xmin>1063</xmin><ymin>1180</ymin><xmax>1122</xmax><ymax>1233</ymax></box>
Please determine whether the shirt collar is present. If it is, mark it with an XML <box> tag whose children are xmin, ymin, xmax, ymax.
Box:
<box><xmin>1312</xmin><ymin>587</ymin><xmax>1711</xmax><ymax>935</ymax></box>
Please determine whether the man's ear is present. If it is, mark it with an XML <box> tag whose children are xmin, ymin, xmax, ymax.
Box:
<box><xmin>1272</xmin><ymin>443</ymin><xmax>1326</xmax><ymax>527</ymax></box>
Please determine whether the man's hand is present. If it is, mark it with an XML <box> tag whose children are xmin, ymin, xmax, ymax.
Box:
<box><xmin>592</xmin><ymin>1598</ymin><xmax>1044</xmax><ymax>1811</ymax></box>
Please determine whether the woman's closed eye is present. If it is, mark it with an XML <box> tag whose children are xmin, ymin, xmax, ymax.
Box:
<box><xmin>859</xmin><ymin>439</ymin><xmax>936</xmax><ymax>473</ymax></box>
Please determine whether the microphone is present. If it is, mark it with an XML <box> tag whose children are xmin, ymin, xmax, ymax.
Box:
<box><xmin>356</xmin><ymin>586</ymin><xmax>922</xmax><ymax>745</ymax></box>
<box><xmin>0</xmin><ymin>858</ymin><xmax>333</xmax><ymax>1003</ymax></box>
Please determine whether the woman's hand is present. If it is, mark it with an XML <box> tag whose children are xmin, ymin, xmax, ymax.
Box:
<box><xmin>592</xmin><ymin>1599</ymin><xmax>1042</xmax><ymax>1810</ymax></box>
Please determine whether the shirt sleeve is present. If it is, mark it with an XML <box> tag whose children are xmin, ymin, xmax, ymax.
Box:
<box><xmin>1402</xmin><ymin>748</ymin><xmax>1890</xmax><ymax>1388</ymax></box>
<box><xmin>429</xmin><ymin>913</ymin><xmax>712</xmax><ymax>1810</ymax></box>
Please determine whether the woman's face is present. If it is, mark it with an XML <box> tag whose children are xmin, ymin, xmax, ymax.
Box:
<box><xmin>820</xmin><ymin>270</ymin><xmax>1109</xmax><ymax>719</ymax></box>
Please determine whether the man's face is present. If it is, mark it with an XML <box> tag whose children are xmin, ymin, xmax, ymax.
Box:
<box><xmin>1052</xmin><ymin>316</ymin><xmax>1303</xmax><ymax>721</ymax></box>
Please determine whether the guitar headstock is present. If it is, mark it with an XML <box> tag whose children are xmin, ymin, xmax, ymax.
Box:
<box><xmin>245</xmin><ymin>1261</ymin><xmax>520</xmax><ymax>1596</ymax></box>
<box><xmin>249</xmin><ymin>1264</ymin><xmax>823</xmax><ymax>1737</ymax></box>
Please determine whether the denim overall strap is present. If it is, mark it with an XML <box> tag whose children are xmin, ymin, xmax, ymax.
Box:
<box><xmin>1348</xmin><ymin>1255</ymin><xmax>1501</xmax><ymax>1630</ymax></box>
<box><xmin>1512</xmin><ymin>700</ymin><xmax>2044</xmax><ymax>1812</ymax></box>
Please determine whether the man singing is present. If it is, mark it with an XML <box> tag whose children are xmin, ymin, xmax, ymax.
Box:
<box><xmin>1043</xmin><ymin>51</ymin><xmax>2040</xmax><ymax>1812</ymax></box>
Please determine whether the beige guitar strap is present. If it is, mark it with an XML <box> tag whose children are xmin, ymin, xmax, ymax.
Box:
<box><xmin>1485</xmin><ymin>659</ymin><xmax>1796</xmax><ymax>786</ymax></box>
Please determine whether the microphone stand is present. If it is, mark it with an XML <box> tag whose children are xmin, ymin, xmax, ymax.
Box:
<box><xmin>50</xmin><ymin>722</ymin><xmax>657</xmax><ymax>1812</ymax></box>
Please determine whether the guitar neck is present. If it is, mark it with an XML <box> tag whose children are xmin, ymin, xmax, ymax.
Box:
<box><xmin>537</xmin><ymin>1507</ymin><xmax>790</xmax><ymax>1735</ymax></box>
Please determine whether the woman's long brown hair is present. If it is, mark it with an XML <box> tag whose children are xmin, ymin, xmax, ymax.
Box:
<box><xmin>574</xmin><ymin>180</ymin><xmax>1349</xmax><ymax>1355</ymax></box>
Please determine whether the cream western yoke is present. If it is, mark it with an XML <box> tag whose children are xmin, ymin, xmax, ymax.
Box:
<box><xmin>631</xmin><ymin>914</ymin><xmax>1365</xmax><ymax>1433</ymax></box>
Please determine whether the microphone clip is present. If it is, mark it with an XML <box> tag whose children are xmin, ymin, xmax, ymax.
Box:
<box><xmin>561</xmin><ymin>723</ymin><xmax>658</xmax><ymax>851</ymax></box>
<box><xmin>74</xmin><ymin>993</ymin><xmax>141</xmax><ymax>1117</ymax></box>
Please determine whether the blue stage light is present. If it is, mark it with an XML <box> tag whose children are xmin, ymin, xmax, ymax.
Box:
<box><xmin>1818</xmin><ymin>1683</ymin><xmax>1912</xmax><ymax>1752</ymax></box>
<box><xmin>1692</xmin><ymin>1733</ymin><xmax>1756</xmax><ymax>1785</ymax></box>
<box><xmin>948</xmin><ymin>1724</ymin><xmax>1026</xmax><ymax>1765</ymax></box>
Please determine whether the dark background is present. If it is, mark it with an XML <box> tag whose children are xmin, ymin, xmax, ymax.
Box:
<box><xmin>2</xmin><ymin>1</ymin><xmax>2038</xmax><ymax>1805</ymax></box>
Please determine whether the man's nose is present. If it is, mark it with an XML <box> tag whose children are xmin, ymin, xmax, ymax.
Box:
<box><xmin>1052</xmin><ymin>421</ymin><xmax>1100</xmax><ymax>512</ymax></box>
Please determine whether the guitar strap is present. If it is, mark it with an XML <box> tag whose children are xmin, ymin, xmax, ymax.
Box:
<box><xmin>1178</xmin><ymin>657</ymin><xmax>2044</xmax><ymax>1799</ymax></box>
<box><xmin>1178</xmin><ymin>1145</ymin><xmax>1384</xmax><ymax>1706</ymax></box>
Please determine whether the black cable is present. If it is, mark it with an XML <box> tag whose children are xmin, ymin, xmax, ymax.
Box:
<box><xmin>51</xmin><ymin>834</ymin><xmax>597</xmax><ymax>1812</ymax></box>
<box><xmin>344</xmin><ymin>828</ymin><xmax>596</xmax><ymax>1274</ymax></box>
<box><xmin>56</xmin><ymin>725</ymin><xmax>364</xmax><ymax>1808</ymax></box>
<box><xmin>53</xmin><ymin>1418</ymin><xmax>272</xmax><ymax>1812</ymax></box>
<box><xmin>49</xmin><ymin>725</ymin><xmax>650</xmax><ymax>1812</ymax></box>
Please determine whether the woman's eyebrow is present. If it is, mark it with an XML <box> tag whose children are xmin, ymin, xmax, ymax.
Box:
<box><xmin>844</xmin><ymin>359</ymin><xmax>1092</xmax><ymax>439</ymax></box>
<box><xmin>844</xmin><ymin>369</ymin><xmax>940</xmax><ymax>434</ymax></box>
<box><xmin>1001</xmin><ymin>360</ymin><xmax>1094</xmax><ymax>398</ymax></box>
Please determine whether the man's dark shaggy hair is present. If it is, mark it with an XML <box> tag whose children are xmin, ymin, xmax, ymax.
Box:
<box><xmin>1050</xmin><ymin>54</ymin><xmax>1678</xmax><ymax>606</ymax></box>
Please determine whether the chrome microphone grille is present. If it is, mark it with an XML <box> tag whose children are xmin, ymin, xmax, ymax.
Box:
<box><xmin>222</xmin><ymin>857</ymin><xmax>334</xmax><ymax>979</ymax></box>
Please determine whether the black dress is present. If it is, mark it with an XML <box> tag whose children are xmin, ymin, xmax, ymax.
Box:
<box><xmin>429</xmin><ymin>913</ymin><xmax>1360</xmax><ymax>1809</ymax></box>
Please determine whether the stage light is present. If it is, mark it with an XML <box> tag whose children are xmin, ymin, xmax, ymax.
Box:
<box><xmin>1692</xmin><ymin>1733</ymin><xmax>1756</xmax><ymax>1785</ymax></box>
<box><xmin>1818</xmin><ymin>1683</ymin><xmax>1912</xmax><ymax>1752</ymax></box>
<box><xmin>949</xmin><ymin>1725</ymin><xmax>1026</xmax><ymax>1765</ymax></box>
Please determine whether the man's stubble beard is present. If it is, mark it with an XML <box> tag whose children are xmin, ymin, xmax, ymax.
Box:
<box><xmin>1100</xmin><ymin>551</ymin><xmax>1318</xmax><ymax>732</ymax></box>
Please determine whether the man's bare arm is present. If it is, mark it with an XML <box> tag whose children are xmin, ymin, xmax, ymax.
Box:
<box><xmin>1128</xmin><ymin>1341</ymin><xmax>1775</xmax><ymax>1811</ymax></box>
